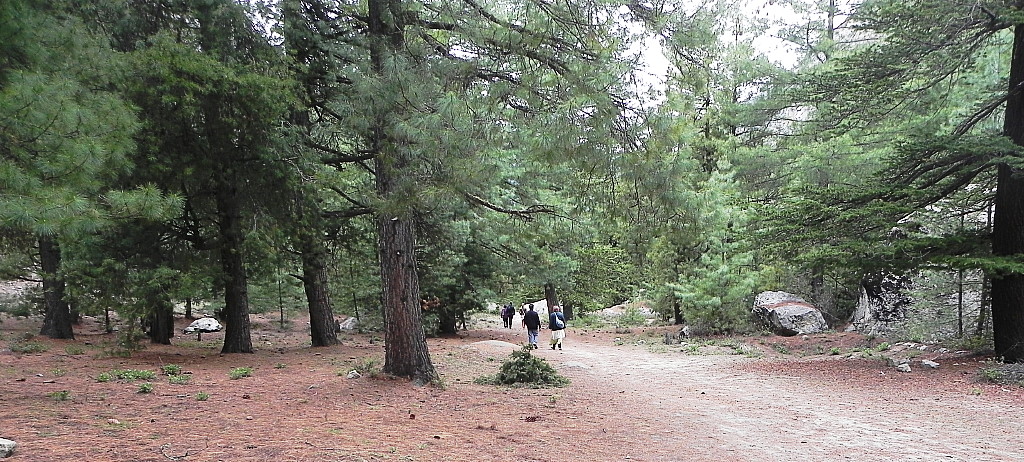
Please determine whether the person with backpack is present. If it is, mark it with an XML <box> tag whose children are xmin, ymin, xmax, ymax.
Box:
<box><xmin>548</xmin><ymin>305</ymin><xmax>566</xmax><ymax>350</ymax></box>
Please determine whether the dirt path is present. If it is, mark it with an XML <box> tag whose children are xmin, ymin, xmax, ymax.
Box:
<box><xmin>539</xmin><ymin>332</ymin><xmax>1024</xmax><ymax>461</ymax></box>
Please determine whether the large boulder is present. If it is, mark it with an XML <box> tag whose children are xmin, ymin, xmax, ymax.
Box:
<box><xmin>183</xmin><ymin>317</ymin><xmax>223</xmax><ymax>334</ymax></box>
<box><xmin>752</xmin><ymin>291</ymin><xmax>828</xmax><ymax>336</ymax></box>
<box><xmin>849</xmin><ymin>272</ymin><xmax>912</xmax><ymax>336</ymax></box>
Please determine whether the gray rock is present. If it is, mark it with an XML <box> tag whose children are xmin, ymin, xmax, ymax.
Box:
<box><xmin>0</xmin><ymin>438</ymin><xmax>15</xmax><ymax>458</ymax></box>
<box><xmin>921</xmin><ymin>359</ymin><xmax>940</xmax><ymax>369</ymax></box>
<box><xmin>183</xmin><ymin>317</ymin><xmax>222</xmax><ymax>334</ymax></box>
<box><xmin>896</xmin><ymin>363</ymin><xmax>912</xmax><ymax>373</ymax></box>
<box><xmin>346</xmin><ymin>370</ymin><xmax>361</xmax><ymax>379</ymax></box>
<box><xmin>752</xmin><ymin>291</ymin><xmax>828</xmax><ymax>336</ymax></box>
<box><xmin>338</xmin><ymin>317</ymin><xmax>359</xmax><ymax>330</ymax></box>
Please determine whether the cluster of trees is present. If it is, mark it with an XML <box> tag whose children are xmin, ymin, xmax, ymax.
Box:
<box><xmin>4</xmin><ymin>0</ymin><xmax>1024</xmax><ymax>384</ymax></box>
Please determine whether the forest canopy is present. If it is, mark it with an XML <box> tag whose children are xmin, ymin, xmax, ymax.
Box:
<box><xmin>4</xmin><ymin>0</ymin><xmax>1024</xmax><ymax>379</ymax></box>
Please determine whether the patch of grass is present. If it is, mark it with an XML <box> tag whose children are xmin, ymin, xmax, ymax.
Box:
<box><xmin>274</xmin><ymin>363</ymin><xmax>287</xmax><ymax>369</ymax></box>
<box><xmin>195</xmin><ymin>391</ymin><xmax>210</xmax><ymax>401</ymax></box>
<box><xmin>161</xmin><ymin>364</ymin><xmax>182</xmax><ymax>376</ymax></box>
<box><xmin>829</xmin><ymin>347</ymin><xmax>842</xmax><ymax>355</ymax></box>
<box><xmin>474</xmin><ymin>346</ymin><xmax>570</xmax><ymax>388</ymax></box>
<box><xmin>97</xmin><ymin>372</ymin><xmax>113</xmax><ymax>383</ymax></box>
<box><xmin>48</xmin><ymin>390</ymin><xmax>71</xmax><ymax>402</ymax></box>
<box><xmin>168</xmin><ymin>374</ymin><xmax>191</xmax><ymax>385</ymax></box>
<box><xmin>137</xmin><ymin>382</ymin><xmax>154</xmax><ymax>394</ymax></box>
<box><xmin>352</xmin><ymin>358</ymin><xmax>381</xmax><ymax>378</ymax></box>
<box><xmin>64</xmin><ymin>345</ymin><xmax>85</xmax><ymax>355</ymax></box>
<box><xmin>51</xmin><ymin>368</ymin><xmax>67</xmax><ymax>377</ymax></box>
<box><xmin>10</xmin><ymin>340</ymin><xmax>48</xmax><ymax>354</ymax></box>
<box><xmin>228</xmin><ymin>366</ymin><xmax>253</xmax><ymax>380</ymax></box>
<box><xmin>109</xmin><ymin>369</ymin><xmax>156</xmax><ymax>382</ymax></box>
<box><xmin>772</xmin><ymin>343</ymin><xmax>791</xmax><ymax>355</ymax></box>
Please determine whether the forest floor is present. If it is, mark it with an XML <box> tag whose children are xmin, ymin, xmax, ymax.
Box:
<box><xmin>1</xmin><ymin>312</ymin><xmax>1023</xmax><ymax>462</ymax></box>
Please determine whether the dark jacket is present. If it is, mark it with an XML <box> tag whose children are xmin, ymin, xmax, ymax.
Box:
<box><xmin>522</xmin><ymin>310</ymin><xmax>541</xmax><ymax>330</ymax></box>
<box><xmin>548</xmin><ymin>312</ymin><xmax>565</xmax><ymax>330</ymax></box>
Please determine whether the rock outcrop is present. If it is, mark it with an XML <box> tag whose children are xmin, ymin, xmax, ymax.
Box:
<box><xmin>752</xmin><ymin>291</ymin><xmax>828</xmax><ymax>336</ymax></box>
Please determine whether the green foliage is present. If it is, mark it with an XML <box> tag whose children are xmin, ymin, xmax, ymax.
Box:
<box><xmin>195</xmin><ymin>392</ymin><xmax>210</xmax><ymax>401</ymax></box>
<box><xmin>160</xmin><ymin>364</ymin><xmax>182</xmax><ymax>376</ymax></box>
<box><xmin>615</xmin><ymin>307</ymin><xmax>648</xmax><ymax>328</ymax></box>
<box><xmin>103</xmin><ymin>369</ymin><xmax>156</xmax><ymax>382</ymax></box>
<box><xmin>9</xmin><ymin>340</ymin><xmax>48</xmax><ymax>353</ymax></box>
<box><xmin>137</xmin><ymin>382</ymin><xmax>154</xmax><ymax>394</ymax></box>
<box><xmin>475</xmin><ymin>347</ymin><xmax>569</xmax><ymax>388</ymax></box>
<box><xmin>48</xmin><ymin>390</ymin><xmax>71</xmax><ymax>402</ymax></box>
<box><xmin>64</xmin><ymin>345</ymin><xmax>85</xmax><ymax>355</ymax></box>
<box><xmin>564</xmin><ymin>244</ymin><xmax>640</xmax><ymax>315</ymax></box>
<box><xmin>228</xmin><ymin>367</ymin><xmax>253</xmax><ymax>380</ymax></box>
<box><xmin>168</xmin><ymin>374</ymin><xmax>191</xmax><ymax>385</ymax></box>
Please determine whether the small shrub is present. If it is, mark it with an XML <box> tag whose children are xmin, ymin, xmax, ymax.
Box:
<box><xmin>274</xmin><ymin>363</ymin><xmax>287</xmax><ymax>369</ymax></box>
<box><xmin>51</xmin><ymin>368</ymin><xmax>67</xmax><ymax>377</ymax></box>
<box><xmin>49</xmin><ymin>390</ymin><xmax>71</xmax><ymax>402</ymax></box>
<box><xmin>168</xmin><ymin>374</ymin><xmax>191</xmax><ymax>385</ymax></box>
<box><xmin>772</xmin><ymin>343</ymin><xmax>791</xmax><ymax>355</ymax></box>
<box><xmin>97</xmin><ymin>372</ymin><xmax>113</xmax><ymax>383</ymax></box>
<box><xmin>161</xmin><ymin>364</ymin><xmax>182</xmax><ymax>376</ymax></box>
<box><xmin>352</xmin><ymin>358</ymin><xmax>381</xmax><ymax>377</ymax></box>
<box><xmin>829</xmin><ymin>347</ymin><xmax>842</xmax><ymax>356</ymax></box>
<box><xmin>228</xmin><ymin>367</ymin><xmax>253</xmax><ymax>380</ymax></box>
<box><xmin>616</xmin><ymin>307</ymin><xmax>647</xmax><ymax>327</ymax></box>
<box><xmin>137</xmin><ymin>382</ymin><xmax>154</xmax><ymax>394</ymax></box>
<box><xmin>64</xmin><ymin>345</ymin><xmax>85</xmax><ymax>355</ymax></box>
<box><xmin>195</xmin><ymin>391</ymin><xmax>210</xmax><ymax>401</ymax></box>
<box><xmin>474</xmin><ymin>346</ymin><xmax>570</xmax><ymax>388</ymax></box>
<box><xmin>105</xmin><ymin>369</ymin><xmax>156</xmax><ymax>382</ymax></box>
<box><xmin>10</xmin><ymin>340</ymin><xmax>48</xmax><ymax>354</ymax></box>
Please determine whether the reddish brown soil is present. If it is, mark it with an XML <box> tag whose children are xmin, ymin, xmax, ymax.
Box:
<box><xmin>1</xmin><ymin>314</ymin><xmax>1023</xmax><ymax>461</ymax></box>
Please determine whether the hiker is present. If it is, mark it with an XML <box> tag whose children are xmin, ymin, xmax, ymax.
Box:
<box><xmin>501</xmin><ymin>303</ymin><xmax>514</xmax><ymax>328</ymax></box>
<box><xmin>522</xmin><ymin>303</ymin><xmax>541</xmax><ymax>349</ymax></box>
<box><xmin>549</xmin><ymin>305</ymin><xmax>566</xmax><ymax>350</ymax></box>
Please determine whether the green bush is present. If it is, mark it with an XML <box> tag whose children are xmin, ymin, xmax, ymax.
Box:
<box><xmin>161</xmin><ymin>364</ymin><xmax>182</xmax><ymax>375</ymax></box>
<box><xmin>101</xmin><ymin>369</ymin><xmax>156</xmax><ymax>382</ymax></box>
<box><xmin>228</xmin><ymin>366</ymin><xmax>252</xmax><ymax>380</ymax></box>
<box><xmin>10</xmin><ymin>340</ymin><xmax>49</xmax><ymax>354</ymax></box>
<box><xmin>475</xmin><ymin>347</ymin><xmax>569</xmax><ymax>388</ymax></box>
<box><xmin>137</xmin><ymin>382</ymin><xmax>154</xmax><ymax>394</ymax></box>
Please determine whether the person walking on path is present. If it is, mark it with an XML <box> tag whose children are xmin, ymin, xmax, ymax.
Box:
<box><xmin>522</xmin><ymin>304</ymin><xmax>541</xmax><ymax>349</ymax></box>
<box><xmin>500</xmin><ymin>303</ymin><xmax>513</xmax><ymax>329</ymax></box>
<box><xmin>548</xmin><ymin>305</ymin><xmax>566</xmax><ymax>350</ymax></box>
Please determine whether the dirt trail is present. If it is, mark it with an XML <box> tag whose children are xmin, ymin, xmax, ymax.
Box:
<box><xmin>540</xmin><ymin>334</ymin><xmax>1024</xmax><ymax>462</ymax></box>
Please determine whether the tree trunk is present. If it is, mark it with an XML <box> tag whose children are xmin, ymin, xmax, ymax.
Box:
<box><xmin>148</xmin><ymin>295</ymin><xmax>174</xmax><ymax>345</ymax></box>
<box><xmin>301</xmin><ymin>236</ymin><xmax>339</xmax><ymax>347</ymax></box>
<box><xmin>38</xmin><ymin>235</ymin><xmax>74</xmax><ymax>339</ymax></box>
<box><xmin>376</xmin><ymin>203</ymin><xmax>437</xmax><ymax>383</ymax></box>
<box><xmin>216</xmin><ymin>173</ymin><xmax>253</xmax><ymax>354</ymax></box>
<box><xmin>992</xmin><ymin>24</ymin><xmax>1024</xmax><ymax>363</ymax></box>
<box><xmin>368</xmin><ymin>0</ymin><xmax>437</xmax><ymax>384</ymax></box>
<box><xmin>544</xmin><ymin>282</ymin><xmax>561</xmax><ymax>309</ymax></box>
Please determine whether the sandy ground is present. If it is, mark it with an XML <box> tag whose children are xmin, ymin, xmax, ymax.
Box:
<box><xmin>1</xmin><ymin>312</ymin><xmax>1022</xmax><ymax>461</ymax></box>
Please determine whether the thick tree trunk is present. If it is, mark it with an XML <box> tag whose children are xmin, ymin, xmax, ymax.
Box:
<box><xmin>376</xmin><ymin>204</ymin><xmax>437</xmax><ymax>383</ymax></box>
<box><xmin>38</xmin><ymin>236</ymin><xmax>73</xmax><ymax>339</ymax></box>
<box><xmin>992</xmin><ymin>25</ymin><xmax>1024</xmax><ymax>363</ymax></box>
<box><xmin>148</xmin><ymin>296</ymin><xmax>174</xmax><ymax>345</ymax></box>
<box><xmin>301</xmin><ymin>236</ymin><xmax>339</xmax><ymax>347</ymax></box>
<box><xmin>368</xmin><ymin>0</ymin><xmax>437</xmax><ymax>384</ymax></box>
<box><xmin>216</xmin><ymin>175</ymin><xmax>253</xmax><ymax>354</ymax></box>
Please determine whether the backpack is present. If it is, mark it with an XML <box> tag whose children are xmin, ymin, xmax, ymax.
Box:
<box><xmin>554</xmin><ymin>315</ymin><xmax>564</xmax><ymax>329</ymax></box>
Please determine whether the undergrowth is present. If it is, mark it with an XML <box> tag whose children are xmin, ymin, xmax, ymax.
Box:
<box><xmin>474</xmin><ymin>346</ymin><xmax>569</xmax><ymax>388</ymax></box>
